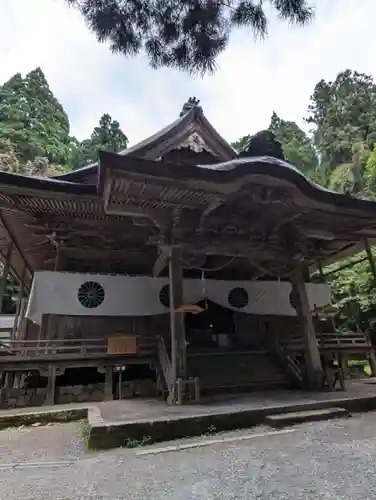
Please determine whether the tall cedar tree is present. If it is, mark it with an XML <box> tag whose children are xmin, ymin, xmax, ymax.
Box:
<box><xmin>269</xmin><ymin>112</ymin><xmax>318</xmax><ymax>176</ymax></box>
<box><xmin>73</xmin><ymin>113</ymin><xmax>128</xmax><ymax>168</ymax></box>
<box><xmin>231</xmin><ymin>112</ymin><xmax>318</xmax><ymax>178</ymax></box>
<box><xmin>65</xmin><ymin>0</ymin><xmax>314</xmax><ymax>74</ymax></box>
<box><xmin>306</xmin><ymin>70</ymin><xmax>376</xmax><ymax>174</ymax></box>
<box><xmin>0</xmin><ymin>68</ymin><xmax>73</xmax><ymax>165</ymax></box>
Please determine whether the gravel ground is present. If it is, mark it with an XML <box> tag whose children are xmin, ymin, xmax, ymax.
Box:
<box><xmin>0</xmin><ymin>421</ymin><xmax>86</xmax><ymax>464</ymax></box>
<box><xmin>1</xmin><ymin>414</ymin><xmax>376</xmax><ymax>499</ymax></box>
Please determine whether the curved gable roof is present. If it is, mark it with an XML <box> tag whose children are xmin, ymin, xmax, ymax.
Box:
<box><xmin>55</xmin><ymin>105</ymin><xmax>237</xmax><ymax>184</ymax></box>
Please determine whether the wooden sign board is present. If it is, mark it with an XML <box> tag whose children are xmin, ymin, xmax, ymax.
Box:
<box><xmin>107</xmin><ymin>335</ymin><xmax>137</xmax><ymax>355</ymax></box>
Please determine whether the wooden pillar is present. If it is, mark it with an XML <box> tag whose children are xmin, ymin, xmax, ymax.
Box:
<box><xmin>118</xmin><ymin>367</ymin><xmax>125</xmax><ymax>400</ymax></box>
<box><xmin>104</xmin><ymin>365</ymin><xmax>113</xmax><ymax>400</ymax></box>
<box><xmin>12</xmin><ymin>266</ymin><xmax>25</xmax><ymax>341</ymax></box>
<box><xmin>0</xmin><ymin>242</ymin><xmax>13</xmax><ymax>313</ymax></box>
<box><xmin>362</xmin><ymin>240</ymin><xmax>376</xmax><ymax>375</ymax></box>
<box><xmin>4</xmin><ymin>371</ymin><xmax>15</xmax><ymax>399</ymax></box>
<box><xmin>168</xmin><ymin>246</ymin><xmax>186</xmax><ymax>403</ymax></box>
<box><xmin>17</xmin><ymin>297</ymin><xmax>28</xmax><ymax>341</ymax></box>
<box><xmin>45</xmin><ymin>365</ymin><xmax>56</xmax><ymax>406</ymax></box>
<box><xmin>291</xmin><ymin>264</ymin><xmax>323</xmax><ymax>388</ymax></box>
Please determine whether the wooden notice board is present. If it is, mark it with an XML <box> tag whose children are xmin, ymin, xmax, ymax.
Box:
<box><xmin>107</xmin><ymin>335</ymin><xmax>137</xmax><ymax>355</ymax></box>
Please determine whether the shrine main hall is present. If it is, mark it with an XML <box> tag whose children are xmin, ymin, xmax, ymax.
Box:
<box><xmin>1</xmin><ymin>100</ymin><xmax>376</xmax><ymax>408</ymax></box>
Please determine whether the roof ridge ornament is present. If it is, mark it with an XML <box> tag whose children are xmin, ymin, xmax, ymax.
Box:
<box><xmin>238</xmin><ymin>129</ymin><xmax>285</xmax><ymax>161</ymax></box>
<box><xmin>179</xmin><ymin>96</ymin><xmax>202</xmax><ymax>117</ymax></box>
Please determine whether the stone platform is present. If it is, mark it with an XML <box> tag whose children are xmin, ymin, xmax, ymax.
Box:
<box><xmin>88</xmin><ymin>380</ymin><xmax>376</xmax><ymax>449</ymax></box>
<box><xmin>2</xmin><ymin>380</ymin><xmax>376</xmax><ymax>449</ymax></box>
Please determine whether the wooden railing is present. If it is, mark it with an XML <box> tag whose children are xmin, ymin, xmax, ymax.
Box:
<box><xmin>0</xmin><ymin>336</ymin><xmax>157</xmax><ymax>361</ymax></box>
<box><xmin>273</xmin><ymin>338</ymin><xmax>305</xmax><ymax>386</ymax></box>
<box><xmin>157</xmin><ymin>336</ymin><xmax>173</xmax><ymax>391</ymax></box>
<box><xmin>279</xmin><ymin>332</ymin><xmax>371</xmax><ymax>353</ymax></box>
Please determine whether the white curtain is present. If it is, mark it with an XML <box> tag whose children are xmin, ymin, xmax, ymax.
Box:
<box><xmin>26</xmin><ymin>271</ymin><xmax>331</xmax><ymax>325</ymax></box>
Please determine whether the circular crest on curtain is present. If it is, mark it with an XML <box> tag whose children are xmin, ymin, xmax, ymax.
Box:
<box><xmin>228</xmin><ymin>287</ymin><xmax>249</xmax><ymax>309</ymax></box>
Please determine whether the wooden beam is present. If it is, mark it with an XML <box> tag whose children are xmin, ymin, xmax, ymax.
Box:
<box><xmin>321</xmin><ymin>255</ymin><xmax>369</xmax><ymax>277</ymax></box>
<box><xmin>168</xmin><ymin>246</ymin><xmax>187</xmax><ymax>404</ymax></box>
<box><xmin>12</xmin><ymin>265</ymin><xmax>25</xmax><ymax>341</ymax></box>
<box><xmin>0</xmin><ymin>211</ymin><xmax>31</xmax><ymax>282</ymax></box>
<box><xmin>290</xmin><ymin>264</ymin><xmax>323</xmax><ymax>388</ymax></box>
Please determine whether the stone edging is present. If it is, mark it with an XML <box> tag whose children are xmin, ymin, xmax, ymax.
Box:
<box><xmin>2</xmin><ymin>394</ymin><xmax>376</xmax><ymax>450</ymax></box>
<box><xmin>86</xmin><ymin>395</ymin><xmax>376</xmax><ymax>450</ymax></box>
<box><xmin>0</xmin><ymin>407</ymin><xmax>88</xmax><ymax>430</ymax></box>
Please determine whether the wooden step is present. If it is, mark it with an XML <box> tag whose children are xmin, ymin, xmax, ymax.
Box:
<box><xmin>265</xmin><ymin>407</ymin><xmax>349</xmax><ymax>428</ymax></box>
<box><xmin>188</xmin><ymin>351</ymin><xmax>290</xmax><ymax>395</ymax></box>
<box><xmin>200</xmin><ymin>380</ymin><xmax>292</xmax><ymax>396</ymax></box>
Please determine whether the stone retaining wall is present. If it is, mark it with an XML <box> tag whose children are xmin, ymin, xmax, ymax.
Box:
<box><xmin>1</xmin><ymin>388</ymin><xmax>46</xmax><ymax>409</ymax></box>
<box><xmin>57</xmin><ymin>384</ymin><xmax>105</xmax><ymax>404</ymax></box>
<box><xmin>0</xmin><ymin>379</ymin><xmax>158</xmax><ymax>409</ymax></box>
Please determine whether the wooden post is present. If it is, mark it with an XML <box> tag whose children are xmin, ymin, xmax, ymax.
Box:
<box><xmin>291</xmin><ymin>264</ymin><xmax>323</xmax><ymax>389</ymax></box>
<box><xmin>12</xmin><ymin>266</ymin><xmax>25</xmax><ymax>341</ymax></box>
<box><xmin>0</xmin><ymin>242</ymin><xmax>13</xmax><ymax>313</ymax></box>
<box><xmin>4</xmin><ymin>371</ymin><xmax>15</xmax><ymax>402</ymax></box>
<box><xmin>104</xmin><ymin>365</ymin><xmax>113</xmax><ymax>400</ymax></box>
<box><xmin>45</xmin><ymin>365</ymin><xmax>56</xmax><ymax>406</ymax></box>
<box><xmin>118</xmin><ymin>368</ymin><xmax>123</xmax><ymax>400</ymax></box>
<box><xmin>362</xmin><ymin>240</ymin><xmax>376</xmax><ymax>375</ymax></box>
<box><xmin>168</xmin><ymin>246</ymin><xmax>186</xmax><ymax>404</ymax></box>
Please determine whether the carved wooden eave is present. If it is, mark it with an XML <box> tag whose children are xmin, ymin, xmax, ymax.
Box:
<box><xmin>55</xmin><ymin>105</ymin><xmax>237</xmax><ymax>185</ymax></box>
<box><xmin>2</xmin><ymin>149</ymin><xmax>376</xmax><ymax>278</ymax></box>
<box><xmin>99</xmin><ymin>151</ymin><xmax>376</xmax><ymax>268</ymax></box>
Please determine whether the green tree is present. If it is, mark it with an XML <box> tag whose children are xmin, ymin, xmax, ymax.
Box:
<box><xmin>323</xmin><ymin>253</ymin><xmax>376</xmax><ymax>333</ymax></box>
<box><xmin>0</xmin><ymin>138</ymin><xmax>23</xmax><ymax>174</ymax></box>
<box><xmin>327</xmin><ymin>142</ymin><xmax>370</xmax><ymax>195</ymax></box>
<box><xmin>231</xmin><ymin>135</ymin><xmax>251</xmax><ymax>153</ymax></box>
<box><xmin>362</xmin><ymin>144</ymin><xmax>376</xmax><ymax>199</ymax></box>
<box><xmin>66</xmin><ymin>0</ymin><xmax>313</xmax><ymax>74</ymax></box>
<box><xmin>269</xmin><ymin>112</ymin><xmax>318</xmax><ymax>176</ymax></box>
<box><xmin>231</xmin><ymin>113</ymin><xmax>319</xmax><ymax>179</ymax></box>
<box><xmin>74</xmin><ymin>114</ymin><xmax>128</xmax><ymax>168</ymax></box>
<box><xmin>0</xmin><ymin>68</ymin><xmax>73</xmax><ymax>166</ymax></box>
<box><xmin>306</xmin><ymin>70</ymin><xmax>376</xmax><ymax>174</ymax></box>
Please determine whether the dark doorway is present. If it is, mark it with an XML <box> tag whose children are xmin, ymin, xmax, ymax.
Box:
<box><xmin>185</xmin><ymin>299</ymin><xmax>235</xmax><ymax>351</ymax></box>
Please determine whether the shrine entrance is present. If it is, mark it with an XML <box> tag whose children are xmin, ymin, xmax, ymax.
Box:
<box><xmin>185</xmin><ymin>299</ymin><xmax>236</xmax><ymax>352</ymax></box>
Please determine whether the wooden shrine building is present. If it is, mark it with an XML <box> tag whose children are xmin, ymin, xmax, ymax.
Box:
<box><xmin>1</xmin><ymin>99</ymin><xmax>376</xmax><ymax>408</ymax></box>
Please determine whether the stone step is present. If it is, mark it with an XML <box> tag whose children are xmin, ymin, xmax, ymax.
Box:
<box><xmin>265</xmin><ymin>407</ymin><xmax>349</xmax><ymax>428</ymax></box>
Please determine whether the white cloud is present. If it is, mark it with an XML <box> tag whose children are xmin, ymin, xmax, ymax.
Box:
<box><xmin>1</xmin><ymin>0</ymin><xmax>376</xmax><ymax>146</ymax></box>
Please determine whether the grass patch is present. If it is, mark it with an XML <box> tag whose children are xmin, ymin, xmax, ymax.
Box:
<box><xmin>204</xmin><ymin>424</ymin><xmax>217</xmax><ymax>436</ymax></box>
<box><xmin>123</xmin><ymin>436</ymin><xmax>152</xmax><ymax>448</ymax></box>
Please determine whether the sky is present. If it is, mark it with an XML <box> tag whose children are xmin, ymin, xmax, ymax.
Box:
<box><xmin>0</xmin><ymin>0</ymin><xmax>375</xmax><ymax>146</ymax></box>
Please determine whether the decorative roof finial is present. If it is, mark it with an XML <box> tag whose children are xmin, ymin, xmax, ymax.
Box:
<box><xmin>179</xmin><ymin>97</ymin><xmax>202</xmax><ymax>117</ymax></box>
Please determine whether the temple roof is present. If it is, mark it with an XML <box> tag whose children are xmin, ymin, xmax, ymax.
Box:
<box><xmin>56</xmin><ymin>104</ymin><xmax>236</xmax><ymax>183</ymax></box>
<box><xmin>1</xmin><ymin>107</ymin><xmax>376</xmax><ymax>281</ymax></box>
